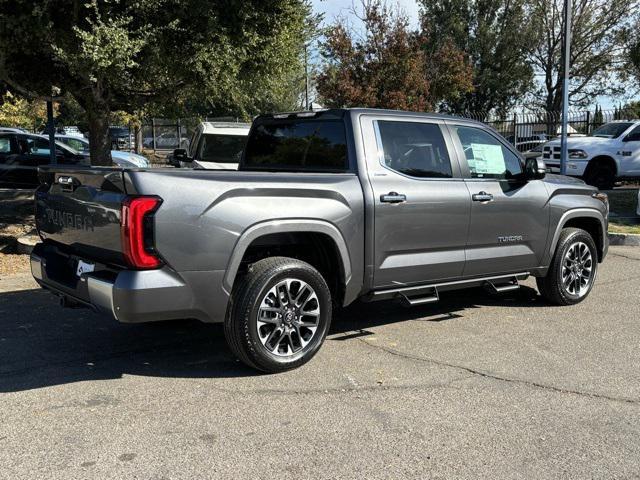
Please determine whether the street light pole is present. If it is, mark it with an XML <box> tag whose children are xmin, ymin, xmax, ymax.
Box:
<box><xmin>560</xmin><ymin>0</ymin><xmax>572</xmax><ymax>175</ymax></box>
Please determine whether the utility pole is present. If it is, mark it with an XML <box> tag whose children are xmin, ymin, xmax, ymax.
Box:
<box><xmin>304</xmin><ymin>44</ymin><xmax>310</xmax><ymax>110</ymax></box>
<box><xmin>560</xmin><ymin>0</ymin><xmax>572</xmax><ymax>175</ymax></box>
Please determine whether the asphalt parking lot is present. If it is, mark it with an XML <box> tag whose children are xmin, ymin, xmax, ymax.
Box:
<box><xmin>1</xmin><ymin>246</ymin><xmax>639</xmax><ymax>479</ymax></box>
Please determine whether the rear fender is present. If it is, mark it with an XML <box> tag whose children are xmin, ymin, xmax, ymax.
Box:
<box><xmin>223</xmin><ymin>219</ymin><xmax>356</xmax><ymax>305</ymax></box>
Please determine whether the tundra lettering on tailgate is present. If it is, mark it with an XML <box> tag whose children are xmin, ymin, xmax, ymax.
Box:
<box><xmin>45</xmin><ymin>208</ymin><xmax>94</xmax><ymax>231</ymax></box>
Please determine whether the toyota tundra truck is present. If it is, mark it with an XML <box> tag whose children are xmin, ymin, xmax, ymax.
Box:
<box><xmin>31</xmin><ymin>109</ymin><xmax>609</xmax><ymax>372</ymax></box>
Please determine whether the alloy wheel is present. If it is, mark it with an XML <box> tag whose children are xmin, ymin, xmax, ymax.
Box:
<box><xmin>561</xmin><ymin>241</ymin><xmax>594</xmax><ymax>298</ymax></box>
<box><xmin>256</xmin><ymin>278</ymin><xmax>321</xmax><ymax>357</ymax></box>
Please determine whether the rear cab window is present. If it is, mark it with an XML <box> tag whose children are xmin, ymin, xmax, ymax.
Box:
<box><xmin>375</xmin><ymin>120</ymin><xmax>453</xmax><ymax>178</ymax></box>
<box><xmin>242</xmin><ymin>113</ymin><xmax>349</xmax><ymax>172</ymax></box>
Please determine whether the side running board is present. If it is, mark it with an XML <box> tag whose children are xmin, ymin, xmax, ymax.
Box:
<box><xmin>369</xmin><ymin>272</ymin><xmax>528</xmax><ymax>307</ymax></box>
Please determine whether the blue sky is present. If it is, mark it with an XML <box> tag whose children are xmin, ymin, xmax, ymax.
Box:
<box><xmin>312</xmin><ymin>0</ymin><xmax>421</xmax><ymax>27</ymax></box>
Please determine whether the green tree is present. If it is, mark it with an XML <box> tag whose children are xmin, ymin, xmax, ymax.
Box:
<box><xmin>0</xmin><ymin>90</ymin><xmax>53</xmax><ymax>130</ymax></box>
<box><xmin>418</xmin><ymin>0</ymin><xmax>534</xmax><ymax>115</ymax></box>
<box><xmin>0</xmin><ymin>0</ymin><xmax>315</xmax><ymax>165</ymax></box>
<box><xmin>528</xmin><ymin>0</ymin><xmax>634</xmax><ymax>115</ymax></box>
<box><xmin>316</xmin><ymin>0</ymin><xmax>473</xmax><ymax>111</ymax></box>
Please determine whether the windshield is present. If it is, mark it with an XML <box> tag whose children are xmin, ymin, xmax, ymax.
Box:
<box><xmin>243</xmin><ymin>118</ymin><xmax>348</xmax><ymax>171</ymax></box>
<box><xmin>591</xmin><ymin>122</ymin><xmax>633</xmax><ymax>138</ymax></box>
<box><xmin>199</xmin><ymin>134</ymin><xmax>247</xmax><ymax>163</ymax></box>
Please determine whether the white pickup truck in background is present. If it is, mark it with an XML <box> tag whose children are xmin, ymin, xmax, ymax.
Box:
<box><xmin>542</xmin><ymin>120</ymin><xmax>640</xmax><ymax>189</ymax></box>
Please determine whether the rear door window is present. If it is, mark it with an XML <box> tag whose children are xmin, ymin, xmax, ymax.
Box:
<box><xmin>243</xmin><ymin>118</ymin><xmax>348</xmax><ymax>171</ymax></box>
<box><xmin>375</xmin><ymin>120</ymin><xmax>453</xmax><ymax>178</ymax></box>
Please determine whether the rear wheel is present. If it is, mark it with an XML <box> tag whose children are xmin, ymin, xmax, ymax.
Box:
<box><xmin>537</xmin><ymin>228</ymin><xmax>598</xmax><ymax>305</ymax></box>
<box><xmin>224</xmin><ymin>256</ymin><xmax>332</xmax><ymax>372</ymax></box>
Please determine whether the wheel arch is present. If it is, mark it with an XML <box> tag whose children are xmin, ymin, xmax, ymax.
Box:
<box><xmin>223</xmin><ymin>220</ymin><xmax>354</xmax><ymax>306</ymax></box>
<box><xmin>549</xmin><ymin>209</ymin><xmax>606</xmax><ymax>262</ymax></box>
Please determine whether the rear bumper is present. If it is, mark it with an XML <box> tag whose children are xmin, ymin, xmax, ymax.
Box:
<box><xmin>31</xmin><ymin>243</ymin><xmax>228</xmax><ymax>323</ymax></box>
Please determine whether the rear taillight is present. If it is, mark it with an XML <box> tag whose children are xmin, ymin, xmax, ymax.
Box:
<box><xmin>121</xmin><ymin>196</ymin><xmax>162</xmax><ymax>269</ymax></box>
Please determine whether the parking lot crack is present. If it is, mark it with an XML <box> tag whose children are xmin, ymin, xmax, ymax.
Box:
<box><xmin>357</xmin><ymin>338</ymin><xmax>640</xmax><ymax>405</ymax></box>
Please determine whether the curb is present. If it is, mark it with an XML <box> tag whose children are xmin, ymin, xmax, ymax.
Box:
<box><xmin>608</xmin><ymin>232</ymin><xmax>640</xmax><ymax>246</ymax></box>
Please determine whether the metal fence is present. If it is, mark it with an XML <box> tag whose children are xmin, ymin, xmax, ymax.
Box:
<box><xmin>128</xmin><ymin>107</ymin><xmax>638</xmax><ymax>157</ymax></box>
<box><xmin>460</xmin><ymin>107</ymin><xmax>639</xmax><ymax>152</ymax></box>
<box><xmin>138</xmin><ymin>117</ymin><xmax>245</xmax><ymax>154</ymax></box>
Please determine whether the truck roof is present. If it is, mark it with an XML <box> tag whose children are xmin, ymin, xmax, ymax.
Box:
<box><xmin>257</xmin><ymin>108</ymin><xmax>483</xmax><ymax>125</ymax></box>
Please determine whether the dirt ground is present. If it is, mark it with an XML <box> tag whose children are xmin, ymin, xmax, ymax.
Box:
<box><xmin>0</xmin><ymin>189</ymin><xmax>36</xmax><ymax>276</ymax></box>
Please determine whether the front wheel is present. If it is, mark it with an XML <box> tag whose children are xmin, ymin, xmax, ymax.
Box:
<box><xmin>537</xmin><ymin>227</ymin><xmax>598</xmax><ymax>305</ymax></box>
<box><xmin>224</xmin><ymin>257</ymin><xmax>332</xmax><ymax>373</ymax></box>
<box><xmin>584</xmin><ymin>162</ymin><xmax>615</xmax><ymax>190</ymax></box>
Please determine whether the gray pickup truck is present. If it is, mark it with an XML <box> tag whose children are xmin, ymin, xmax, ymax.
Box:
<box><xmin>31</xmin><ymin>109</ymin><xmax>609</xmax><ymax>372</ymax></box>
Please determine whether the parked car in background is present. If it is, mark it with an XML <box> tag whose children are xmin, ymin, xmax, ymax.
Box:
<box><xmin>55</xmin><ymin>135</ymin><xmax>149</xmax><ymax>168</ymax></box>
<box><xmin>109</xmin><ymin>126</ymin><xmax>133</xmax><ymax>149</ymax></box>
<box><xmin>171</xmin><ymin>121</ymin><xmax>250</xmax><ymax>169</ymax></box>
<box><xmin>505</xmin><ymin>134</ymin><xmax>550</xmax><ymax>154</ymax></box>
<box><xmin>144</xmin><ymin>130</ymin><xmax>190</xmax><ymax>150</ymax></box>
<box><xmin>543</xmin><ymin>120</ymin><xmax>640</xmax><ymax>189</ymax></box>
<box><xmin>522</xmin><ymin>143</ymin><xmax>545</xmax><ymax>160</ymax></box>
<box><xmin>41</xmin><ymin>125</ymin><xmax>85</xmax><ymax>138</ymax></box>
<box><xmin>0</xmin><ymin>132</ymin><xmax>89</xmax><ymax>187</ymax></box>
<box><xmin>0</xmin><ymin>127</ymin><xmax>28</xmax><ymax>133</ymax></box>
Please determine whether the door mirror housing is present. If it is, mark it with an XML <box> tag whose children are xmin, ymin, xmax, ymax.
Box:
<box><xmin>173</xmin><ymin>148</ymin><xmax>191</xmax><ymax>163</ymax></box>
<box><xmin>524</xmin><ymin>157</ymin><xmax>546</xmax><ymax>180</ymax></box>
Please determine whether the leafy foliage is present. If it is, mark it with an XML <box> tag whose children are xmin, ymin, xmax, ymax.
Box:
<box><xmin>316</xmin><ymin>0</ymin><xmax>473</xmax><ymax>111</ymax></box>
<box><xmin>0</xmin><ymin>91</ymin><xmax>53</xmax><ymax>130</ymax></box>
<box><xmin>528</xmin><ymin>0</ymin><xmax>636</xmax><ymax>114</ymax></box>
<box><xmin>0</xmin><ymin>0</ymin><xmax>316</xmax><ymax>164</ymax></box>
<box><xmin>419</xmin><ymin>0</ymin><xmax>534</xmax><ymax>115</ymax></box>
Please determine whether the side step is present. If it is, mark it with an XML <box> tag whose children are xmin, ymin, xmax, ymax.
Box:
<box><xmin>398</xmin><ymin>287</ymin><xmax>439</xmax><ymax>307</ymax></box>
<box><xmin>368</xmin><ymin>272</ymin><xmax>530</xmax><ymax>307</ymax></box>
<box><xmin>485</xmin><ymin>277</ymin><xmax>520</xmax><ymax>293</ymax></box>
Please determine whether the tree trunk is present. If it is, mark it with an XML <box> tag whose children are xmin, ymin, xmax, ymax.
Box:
<box><xmin>86</xmin><ymin>104</ymin><xmax>112</xmax><ymax>166</ymax></box>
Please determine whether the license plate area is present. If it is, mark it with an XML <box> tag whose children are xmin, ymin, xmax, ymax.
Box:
<box><xmin>76</xmin><ymin>259</ymin><xmax>95</xmax><ymax>277</ymax></box>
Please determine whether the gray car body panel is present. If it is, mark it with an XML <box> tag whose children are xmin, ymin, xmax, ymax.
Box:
<box><xmin>32</xmin><ymin>108</ymin><xmax>608</xmax><ymax>324</ymax></box>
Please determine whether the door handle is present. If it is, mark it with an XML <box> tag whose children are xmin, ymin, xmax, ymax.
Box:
<box><xmin>380</xmin><ymin>192</ymin><xmax>406</xmax><ymax>203</ymax></box>
<box><xmin>472</xmin><ymin>191</ymin><xmax>494</xmax><ymax>202</ymax></box>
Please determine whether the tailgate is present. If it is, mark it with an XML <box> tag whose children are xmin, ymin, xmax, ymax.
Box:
<box><xmin>35</xmin><ymin>167</ymin><xmax>130</xmax><ymax>266</ymax></box>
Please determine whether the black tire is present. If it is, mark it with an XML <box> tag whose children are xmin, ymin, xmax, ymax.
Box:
<box><xmin>224</xmin><ymin>256</ymin><xmax>332</xmax><ymax>373</ymax></box>
<box><xmin>584</xmin><ymin>162</ymin><xmax>615</xmax><ymax>190</ymax></box>
<box><xmin>536</xmin><ymin>227</ymin><xmax>598</xmax><ymax>306</ymax></box>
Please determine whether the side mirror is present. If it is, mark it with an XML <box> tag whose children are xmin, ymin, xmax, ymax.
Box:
<box><xmin>524</xmin><ymin>157</ymin><xmax>546</xmax><ymax>180</ymax></box>
<box><xmin>173</xmin><ymin>148</ymin><xmax>191</xmax><ymax>163</ymax></box>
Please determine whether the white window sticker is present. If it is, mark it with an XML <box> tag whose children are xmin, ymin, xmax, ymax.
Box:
<box><xmin>469</xmin><ymin>143</ymin><xmax>505</xmax><ymax>176</ymax></box>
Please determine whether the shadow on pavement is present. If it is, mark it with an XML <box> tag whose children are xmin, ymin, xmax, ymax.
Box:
<box><xmin>0</xmin><ymin>284</ymin><xmax>542</xmax><ymax>392</ymax></box>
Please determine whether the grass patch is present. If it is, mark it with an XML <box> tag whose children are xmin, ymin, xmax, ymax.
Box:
<box><xmin>609</xmin><ymin>221</ymin><xmax>640</xmax><ymax>235</ymax></box>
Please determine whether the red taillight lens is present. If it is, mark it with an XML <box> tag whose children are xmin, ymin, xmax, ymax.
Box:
<box><xmin>121</xmin><ymin>196</ymin><xmax>162</xmax><ymax>269</ymax></box>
